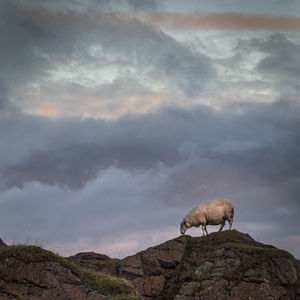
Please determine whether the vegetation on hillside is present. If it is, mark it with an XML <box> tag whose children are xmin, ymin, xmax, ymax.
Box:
<box><xmin>0</xmin><ymin>244</ymin><xmax>140</xmax><ymax>300</ymax></box>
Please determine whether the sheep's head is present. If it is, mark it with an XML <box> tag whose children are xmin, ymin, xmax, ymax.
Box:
<box><xmin>180</xmin><ymin>221</ymin><xmax>191</xmax><ymax>234</ymax></box>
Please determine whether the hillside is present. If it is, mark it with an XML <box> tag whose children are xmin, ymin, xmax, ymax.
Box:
<box><xmin>0</xmin><ymin>240</ymin><xmax>138</xmax><ymax>300</ymax></box>
<box><xmin>68</xmin><ymin>230</ymin><xmax>300</xmax><ymax>300</ymax></box>
<box><xmin>0</xmin><ymin>231</ymin><xmax>299</xmax><ymax>299</ymax></box>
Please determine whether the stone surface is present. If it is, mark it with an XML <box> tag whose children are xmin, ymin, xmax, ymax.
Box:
<box><xmin>67</xmin><ymin>252</ymin><xmax>119</xmax><ymax>276</ymax></box>
<box><xmin>117</xmin><ymin>235</ymin><xmax>187</xmax><ymax>299</ymax></box>
<box><xmin>0</xmin><ymin>240</ymin><xmax>6</xmax><ymax>248</ymax></box>
<box><xmin>141</xmin><ymin>238</ymin><xmax>186</xmax><ymax>269</ymax></box>
<box><xmin>8</xmin><ymin>231</ymin><xmax>298</xmax><ymax>300</ymax></box>
<box><xmin>0</xmin><ymin>257</ymin><xmax>108</xmax><ymax>300</ymax></box>
<box><xmin>121</xmin><ymin>254</ymin><xmax>144</xmax><ymax>279</ymax></box>
<box><xmin>114</xmin><ymin>230</ymin><xmax>300</xmax><ymax>299</ymax></box>
<box><xmin>228</xmin><ymin>281</ymin><xmax>287</xmax><ymax>300</ymax></box>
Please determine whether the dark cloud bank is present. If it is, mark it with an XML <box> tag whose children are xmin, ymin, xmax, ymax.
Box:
<box><xmin>1</xmin><ymin>100</ymin><xmax>300</xmax><ymax>257</ymax></box>
<box><xmin>0</xmin><ymin>1</ymin><xmax>300</xmax><ymax>258</ymax></box>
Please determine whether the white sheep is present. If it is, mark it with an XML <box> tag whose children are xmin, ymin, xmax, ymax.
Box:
<box><xmin>180</xmin><ymin>198</ymin><xmax>234</xmax><ymax>235</ymax></box>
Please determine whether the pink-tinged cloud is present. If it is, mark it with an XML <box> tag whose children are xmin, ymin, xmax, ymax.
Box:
<box><xmin>147</xmin><ymin>13</ymin><xmax>300</xmax><ymax>30</ymax></box>
<box><xmin>22</xmin><ymin>90</ymin><xmax>179</xmax><ymax>119</ymax></box>
<box><xmin>46</xmin><ymin>228</ymin><xmax>179</xmax><ymax>258</ymax></box>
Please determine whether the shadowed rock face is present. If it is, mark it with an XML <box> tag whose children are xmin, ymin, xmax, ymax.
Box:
<box><xmin>0</xmin><ymin>240</ymin><xmax>6</xmax><ymax>248</ymax></box>
<box><xmin>76</xmin><ymin>230</ymin><xmax>300</xmax><ymax>300</ymax></box>
<box><xmin>0</xmin><ymin>245</ymin><xmax>137</xmax><ymax>300</ymax></box>
<box><xmin>0</xmin><ymin>258</ymin><xmax>108</xmax><ymax>300</ymax></box>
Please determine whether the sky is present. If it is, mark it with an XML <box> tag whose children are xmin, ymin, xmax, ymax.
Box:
<box><xmin>0</xmin><ymin>0</ymin><xmax>300</xmax><ymax>259</ymax></box>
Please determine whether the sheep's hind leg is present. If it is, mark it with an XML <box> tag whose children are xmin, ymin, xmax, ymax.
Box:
<box><xmin>219</xmin><ymin>222</ymin><xmax>225</xmax><ymax>232</ymax></box>
<box><xmin>228</xmin><ymin>218</ymin><xmax>233</xmax><ymax>230</ymax></box>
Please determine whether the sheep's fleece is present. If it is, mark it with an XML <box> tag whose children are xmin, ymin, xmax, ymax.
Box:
<box><xmin>180</xmin><ymin>198</ymin><xmax>234</xmax><ymax>235</ymax></box>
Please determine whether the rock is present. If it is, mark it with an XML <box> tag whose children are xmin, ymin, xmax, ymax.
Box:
<box><xmin>0</xmin><ymin>239</ymin><xmax>6</xmax><ymax>248</ymax></box>
<box><xmin>143</xmin><ymin>275</ymin><xmax>165</xmax><ymax>297</ymax></box>
<box><xmin>1</xmin><ymin>230</ymin><xmax>299</xmax><ymax>299</ymax></box>
<box><xmin>117</xmin><ymin>236</ymin><xmax>187</xmax><ymax>299</ymax></box>
<box><xmin>116</xmin><ymin>230</ymin><xmax>300</xmax><ymax>299</ymax></box>
<box><xmin>121</xmin><ymin>254</ymin><xmax>144</xmax><ymax>279</ymax></box>
<box><xmin>0</xmin><ymin>257</ymin><xmax>108</xmax><ymax>300</ymax></box>
<box><xmin>228</xmin><ymin>281</ymin><xmax>288</xmax><ymax>300</ymax></box>
<box><xmin>178</xmin><ymin>282</ymin><xmax>200</xmax><ymax>297</ymax></box>
<box><xmin>141</xmin><ymin>237</ymin><xmax>187</xmax><ymax>269</ymax></box>
<box><xmin>273</xmin><ymin>258</ymin><xmax>298</xmax><ymax>284</ymax></box>
<box><xmin>194</xmin><ymin>262</ymin><xmax>214</xmax><ymax>278</ymax></box>
<box><xmin>0</xmin><ymin>245</ymin><xmax>137</xmax><ymax>300</ymax></box>
<box><xmin>68</xmin><ymin>252</ymin><xmax>111</xmax><ymax>265</ymax></box>
<box><xmin>67</xmin><ymin>252</ymin><xmax>119</xmax><ymax>275</ymax></box>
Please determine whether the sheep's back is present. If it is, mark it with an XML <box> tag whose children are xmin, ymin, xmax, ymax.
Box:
<box><xmin>204</xmin><ymin>199</ymin><xmax>233</xmax><ymax>223</ymax></box>
<box><xmin>185</xmin><ymin>199</ymin><xmax>233</xmax><ymax>225</ymax></box>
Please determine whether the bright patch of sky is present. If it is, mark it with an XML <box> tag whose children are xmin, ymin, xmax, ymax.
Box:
<box><xmin>14</xmin><ymin>0</ymin><xmax>300</xmax><ymax>17</ymax></box>
<box><xmin>162</xmin><ymin>0</ymin><xmax>300</xmax><ymax>17</ymax></box>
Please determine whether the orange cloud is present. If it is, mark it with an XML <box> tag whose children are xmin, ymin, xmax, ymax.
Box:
<box><xmin>27</xmin><ymin>103</ymin><xmax>63</xmax><ymax>117</ymax></box>
<box><xmin>147</xmin><ymin>12</ymin><xmax>300</xmax><ymax>30</ymax></box>
<box><xmin>22</xmin><ymin>89</ymin><xmax>179</xmax><ymax>119</ymax></box>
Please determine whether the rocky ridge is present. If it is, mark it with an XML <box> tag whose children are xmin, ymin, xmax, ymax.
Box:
<box><xmin>70</xmin><ymin>230</ymin><xmax>300</xmax><ymax>300</ymax></box>
<box><xmin>0</xmin><ymin>231</ymin><xmax>299</xmax><ymax>299</ymax></box>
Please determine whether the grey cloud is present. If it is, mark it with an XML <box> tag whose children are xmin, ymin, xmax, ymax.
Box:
<box><xmin>0</xmin><ymin>80</ymin><xmax>9</xmax><ymax>112</ymax></box>
<box><xmin>0</xmin><ymin>1</ymin><xmax>215</xmax><ymax>110</ymax></box>
<box><xmin>128</xmin><ymin>0</ymin><xmax>158</xmax><ymax>12</ymax></box>
<box><xmin>254</xmin><ymin>34</ymin><xmax>300</xmax><ymax>96</ymax></box>
<box><xmin>0</xmin><ymin>144</ymin><xmax>299</xmax><ymax>258</ymax></box>
<box><xmin>0</xmin><ymin>2</ymin><xmax>300</xmax><ymax>259</ymax></box>
<box><xmin>2</xmin><ymin>100</ymin><xmax>300</xmax><ymax>190</ymax></box>
<box><xmin>82</xmin><ymin>14</ymin><xmax>214</xmax><ymax>97</ymax></box>
<box><xmin>0</xmin><ymin>100</ymin><xmax>300</xmax><ymax>257</ymax></box>
<box><xmin>0</xmin><ymin>1</ymin><xmax>78</xmax><ymax>90</ymax></box>
<box><xmin>0</xmin><ymin>166</ymin><xmax>173</xmax><ymax>246</ymax></box>
<box><xmin>17</xmin><ymin>0</ymin><xmax>158</xmax><ymax>13</ymax></box>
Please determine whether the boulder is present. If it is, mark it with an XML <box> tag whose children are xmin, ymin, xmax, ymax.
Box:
<box><xmin>116</xmin><ymin>230</ymin><xmax>300</xmax><ymax>299</ymax></box>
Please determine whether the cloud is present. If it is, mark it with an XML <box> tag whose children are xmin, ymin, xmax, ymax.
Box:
<box><xmin>128</xmin><ymin>0</ymin><xmax>159</xmax><ymax>12</ymax></box>
<box><xmin>147</xmin><ymin>12</ymin><xmax>300</xmax><ymax>30</ymax></box>
<box><xmin>1</xmin><ymin>100</ymin><xmax>300</xmax><ymax>257</ymax></box>
<box><xmin>1</xmin><ymin>100</ymin><xmax>300</xmax><ymax>189</ymax></box>
<box><xmin>0</xmin><ymin>1</ymin><xmax>300</xmax><ymax>260</ymax></box>
<box><xmin>253</xmin><ymin>34</ymin><xmax>300</xmax><ymax>97</ymax></box>
<box><xmin>0</xmin><ymin>1</ymin><xmax>215</xmax><ymax>117</ymax></box>
<box><xmin>0</xmin><ymin>80</ymin><xmax>11</xmax><ymax>113</ymax></box>
<box><xmin>0</xmin><ymin>166</ymin><xmax>179</xmax><ymax>256</ymax></box>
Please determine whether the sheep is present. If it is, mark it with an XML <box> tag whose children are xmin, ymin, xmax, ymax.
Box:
<box><xmin>180</xmin><ymin>198</ymin><xmax>234</xmax><ymax>235</ymax></box>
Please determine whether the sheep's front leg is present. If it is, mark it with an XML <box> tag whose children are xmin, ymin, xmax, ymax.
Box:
<box><xmin>204</xmin><ymin>226</ymin><xmax>208</xmax><ymax>235</ymax></box>
<box><xmin>202</xmin><ymin>225</ymin><xmax>208</xmax><ymax>235</ymax></box>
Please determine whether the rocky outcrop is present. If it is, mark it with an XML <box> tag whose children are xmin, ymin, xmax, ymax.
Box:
<box><xmin>0</xmin><ymin>257</ymin><xmax>108</xmax><ymax>300</ymax></box>
<box><xmin>0</xmin><ymin>245</ymin><xmax>138</xmax><ymax>300</ymax></box>
<box><xmin>83</xmin><ymin>230</ymin><xmax>300</xmax><ymax>300</ymax></box>
<box><xmin>120</xmin><ymin>237</ymin><xmax>187</xmax><ymax>299</ymax></box>
<box><xmin>67</xmin><ymin>252</ymin><xmax>119</xmax><ymax>275</ymax></box>
<box><xmin>2</xmin><ymin>231</ymin><xmax>299</xmax><ymax>300</ymax></box>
